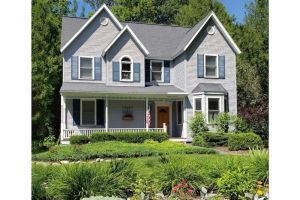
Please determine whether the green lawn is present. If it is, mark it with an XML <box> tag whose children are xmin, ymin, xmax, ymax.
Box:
<box><xmin>32</xmin><ymin>141</ymin><xmax>216</xmax><ymax>161</ymax></box>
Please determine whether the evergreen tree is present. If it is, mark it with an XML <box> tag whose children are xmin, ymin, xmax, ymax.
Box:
<box><xmin>69</xmin><ymin>0</ymin><xmax>78</xmax><ymax>17</ymax></box>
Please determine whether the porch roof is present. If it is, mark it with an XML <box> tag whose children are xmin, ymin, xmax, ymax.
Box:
<box><xmin>60</xmin><ymin>82</ymin><xmax>186</xmax><ymax>95</ymax></box>
<box><xmin>192</xmin><ymin>83</ymin><xmax>228</xmax><ymax>94</ymax></box>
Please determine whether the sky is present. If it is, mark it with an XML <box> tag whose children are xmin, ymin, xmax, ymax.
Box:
<box><xmin>75</xmin><ymin>0</ymin><xmax>253</xmax><ymax>24</ymax></box>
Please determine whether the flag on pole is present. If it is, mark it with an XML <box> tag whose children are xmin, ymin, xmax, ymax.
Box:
<box><xmin>146</xmin><ymin>109</ymin><xmax>151</xmax><ymax>127</ymax></box>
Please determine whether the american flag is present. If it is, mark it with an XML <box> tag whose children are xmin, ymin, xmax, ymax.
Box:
<box><xmin>146</xmin><ymin>109</ymin><xmax>151</xmax><ymax>127</ymax></box>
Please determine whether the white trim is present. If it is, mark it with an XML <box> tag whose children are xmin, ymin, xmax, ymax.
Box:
<box><xmin>155</xmin><ymin>102</ymin><xmax>172</xmax><ymax>137</ymax></box>
<box><xmin>60</xmin><ymin>4</ymin><xmax>123</xmax><ymax>52</ymax></box>
<box><xmin>119</xmin><ymin>55</ymin><xmax>133</xmax><ymax>82</ymax></box>
<box><xmin>105</xmin><ymin>96</ymin><xmax>108</xmax><ymax>131</ymax></box>
<box><xmin>193</xmin><ymin>96</ymin><xmax>203</xmax><ymax>117</ymax></box>
<box><xmin>102</xmin><ymin>25</ymin><xmax>149</xmax><ymax>56</ymax></box>
<box><xmin>150</xmin><ymin>60</ymin><xmax>164</xmax><ymax>82</ymax></box>
<box><xmin>80</xmin><ymin>99</ymin><xmax>97</xmax><ymax>126</ymax></box>
<box><xmin>78</xmin><ymin>56</ymin><xmax>94</xmax><ymax>80</ymax></box>
<box><xmin>183</xmin><ymin>12</ymin><xmax>241</xmax><ymax>54</ymax></box>
<box><xmin>176</xmin><ymin>101</ymin><xmax>183</xmax><ymax>125</ymax></box>
<box><xmin>206</xmin><ymin>95</ymin><xmax>223</xmax><ymax>124</ymax></box>
<box><xmin>204</xmin><ymin>54</ymin><xmax>219</xmax><ymax>78</ymax></box>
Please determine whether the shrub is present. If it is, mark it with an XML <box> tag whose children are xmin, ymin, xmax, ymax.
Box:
<box><xmin>202</xmin><ymin>132</ymin><xmax>228</xmax><ymax>147</ymax></box>
<box><xmin>216</xmin><ymin>168</ymin><xmax>254</xmax><ymax>200</ymax></box>
<box><xmin>228</xmin><ymin>132</ymin><xmax>263</xmax><ymax>151</ymax></box>
<box><xmin>90</xmin><ymin>131</ymin><xmax>168</xmax><ymax>143</ymax></box>
<box><xmin>70</xmin><ymin>135</ymin><xmax>90</xmax><ymax>144</ymax></box>
<box><xmin>213</xmin><ymin>112</ymin><xmax>231</xmax><ymax>133</ymax></box>
<box><xmin>43</xmin><ymin>134</ymin><xmax>56</xmax><ymax>149</ymax></box>
<box><xmin>189</xmin><ymin>112</ymin><xmax>208</xmax><ymax>135</ymax></box>
<box><xmin>232</xmin><ymin>115</ymin><xmax>248</xmax><ymax>133</ymax></box>
<box><xmin>248</xmin><ymin>147</ymin><xmax>269</xmax><ymax>182</ymax></box>
<box><xmin>192</xmin><ymin>134</ymin><xmax>207</xmax><ymax>147</ymax></box>
<box><xmin>82</xmin><ymin>196</ymin><xmax>124</xmax><ymax>200</ymax></box>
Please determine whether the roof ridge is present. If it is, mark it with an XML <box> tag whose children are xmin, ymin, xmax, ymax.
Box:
<box><xmin>62</xmin><ymin>15</ymin><xmax>89</xmax><ymax>19</ymax></box>
<box><xmin>123</xmin><ymin>21</ymin><xmax>192</xmax><ymax>28</ymax></box>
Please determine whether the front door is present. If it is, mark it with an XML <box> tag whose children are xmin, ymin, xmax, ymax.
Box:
<box><xmin>157</xmin><ymin>106</ymin><xmax>169</xmax><ymax>132</ymax></box>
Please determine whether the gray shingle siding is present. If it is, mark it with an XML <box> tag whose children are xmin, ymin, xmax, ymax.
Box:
<box><xmin>173</xmin><ymin>53</ymin><xmax>186</xmax><ymax>91</ymax></box>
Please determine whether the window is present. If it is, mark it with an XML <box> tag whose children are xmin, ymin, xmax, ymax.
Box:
<box><xmin>194</xmin><ymin>97</ymin><xmax>202</xmax><ymax>115</ymax></box>
<box><xmin>79</xmin><ymin>57</ymin><xmax>93</xmax><ymax>79</ymax></box>
<box><xmin>208</xmin><ymin>98</ymin><xmax>220</xmax><ymax>123</ymax></box>
<box><xmin>81</xmin><ymin>100</ymin><xmax>96</xmax><ymax>125</ymax></box>
<box><xmin>121</xmin><ymin>56</ymin><xmax>132</xmax><ymax>81</ymax></box>
<box><xmin>205</xmin><ymin>55</ymin><xmax>218</xmax><ymax>77</ymax></box>
<box><xmin>151</xmin><ymin>60</ymin><xmax>163</xmax><ymax>82</ymax></box>
<box><xmin>177</xmin><ymin>101</ymin><xmax>183</xmax><ymax>125</ymax></box>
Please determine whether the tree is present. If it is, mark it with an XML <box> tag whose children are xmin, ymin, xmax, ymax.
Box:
<box><xmin>80</xmin><ymin>6</ymin><xmax>86</xmax><ymax>17</ymax></box>
<box><xmin>32</xmin><ymin>0</ymin><xmax>69</xmax><ymax>140</ymax></box>
<box><xmin>69</xmin><ymin>0</ymin><xmax>78</xmax><ymax>17</ymax></box>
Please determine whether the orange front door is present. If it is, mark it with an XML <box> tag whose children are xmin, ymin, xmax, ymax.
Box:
<box><xmin>157</xmin><ymin>106</ymin><xmax>169</xmax><ymax>131</ymax></box>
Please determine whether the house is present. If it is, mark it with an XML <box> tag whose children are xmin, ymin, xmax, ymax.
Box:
<box><xmin>60</xmin><ymin>4</ymin><xmax>241</xmax><ymax>144</ymax></box>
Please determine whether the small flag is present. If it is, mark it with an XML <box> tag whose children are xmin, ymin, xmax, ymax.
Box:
<box><xmin>146</xmin><ymin>109</ymin><xmax>151</xmax><ymax>127</ymax></box>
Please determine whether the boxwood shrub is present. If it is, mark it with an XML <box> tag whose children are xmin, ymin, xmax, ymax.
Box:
<box><xmin>228</xmin><ymin>132</ymin><xmax>263</xmax><ymax>151</ymax></box>
<box><xmin>70</xmin><ymin>135</ymin><xmax>90</xmax><ymax>144</ymax></box>
<box><xmin>202</xmin><ymin>132</ymin><xmax>228</xmax><ymax>147</ymax></box>
<box><xmin>90</xmin><ymin>131</ymin><xmax>168</xmax><ymax>143</ymax></box>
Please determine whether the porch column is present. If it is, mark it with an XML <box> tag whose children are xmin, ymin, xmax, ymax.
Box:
<box><xmin>145</xmin><ymin>97</ymin><xmax>149</xmax><ymax>131</ymax></box>
<box><xmin>105</xmin><ymin>96</ymin><xmax>109</xmax><ymax>132</ymax></box>
<box><xmin>182</xmin><ymin>97</ymin><xmax>188</xmax><ymax>138</ymax></box>
<box><xmin>60</xmin><ymin>96</ymin><xmax>66</xmax><ymax>141</ymax></box>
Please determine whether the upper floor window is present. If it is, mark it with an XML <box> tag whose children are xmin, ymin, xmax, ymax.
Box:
<box><xmin>151</xmin><ymin>60</ymin><xmax>163</xmax><ymax>82</ymax></box>
<box><xmin>79</xmin><ymin>56</ymin><xmax>94</xmax><ymax>79</ymax></box>
<box><xmin>205</xmin><ymin>54</ymin><xmax>218</xmax><ymax>78</ymax></box>
<box><xmin>120</xmin><ymin>56</ymin><xmax>132</xmax><ymax>81</ymax></box>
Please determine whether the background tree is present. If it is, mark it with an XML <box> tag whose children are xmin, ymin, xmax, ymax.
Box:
<box><xmin>32</xmin><ymin>0</ymin><xmax>69</xmax><ymax>140</ymax></box>
<box><xmin>69</xmin><ymin>0</ymin><xmax>78</xmax><ymax>16</ymax></box>
<box><xmin>80</xmin><ymin>5</ymin><xmax>86</xmax><ymax>17</ymax></box>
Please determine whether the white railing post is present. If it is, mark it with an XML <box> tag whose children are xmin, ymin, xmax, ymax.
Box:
<box><xmin>163</xmin><ymin>123</ymin><xmax>167</xmax><ymax>133</ymax></box>
<box><xmin>105</xmin><ymin>96</ymin><xmax>109</xmax><ymax>132</ymax></box>
<box><xmin>60</xmin><ymin>96</ymin><xmax>66</xmax><ymax>141</ymax></box>
<box><xmin>145</xmin><ymin>98</ymin><xmax>149</xmax><ymax>131</ymax></box>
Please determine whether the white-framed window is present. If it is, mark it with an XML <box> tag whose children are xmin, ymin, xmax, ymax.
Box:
<box><xmin>193</xmin><ymin>97</ymin><xmax>202</xmax><ymax>116</ymax></box>
<box><xmin>176</xmin><ymin>101</ymin><xmax>183</xmax><ymax>125</ymax></box>
<box><xmin>79</xmin><ymin>56</ymin><xmax>94</xmax><ymax>79</ymax></box>
<box><xmin>120</xmin><ymin>56</ymin><xmax>133</xmax><ymax>81</ymax></box>
<box><xmin>207</xmin><ymin>97</ymin><xmax>220</xmax><ymax>123</ymax></box>
<box><xmin>150</xmin><ymin>60</ymin><xmax>164</xmax><ymax>82</ymax></box>
<box><xmin>204</xmin><ymin>54</ymin><xmax>218</xmax><ymax>78</ymax></box>
<box><xmin>80</xmin><ymin>100</ymin><xmax>96</xmax><ymax>125</ymax></box>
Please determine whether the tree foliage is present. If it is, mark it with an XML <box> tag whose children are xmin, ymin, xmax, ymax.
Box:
<box><xmin>32</xmin><ymin>0</ymin><xmax>69</xmax><ymax>139</ymax></box>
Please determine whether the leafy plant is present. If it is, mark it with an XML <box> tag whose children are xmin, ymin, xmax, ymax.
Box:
<box><xmin>213</xmin><ymin>112</ymin><xmax>231</xmax><ymax>133</ymax></box>
<box><xmin>42</xmin><ymin>134</ymin><xmax>57</xmax><ymax>149</ymax></box>
<box><xmin>217</xmin><ymin>168</ymin><xmax>254</xmax><ymax>200</ymax></box>
<box><xmin>70</xmin><ymin>135</ymin><xmax>90</xmax><ymax>144</ymax></box>
<box><xmin>82</xmin><ymin>196</ymin><xmax>124</xmax><ymax>200</ymax></box>
<box><xmin>232</xmin><ymin>115</ymin><xmax>249</xmax><ymax>133</ymax></box>
<box><xmin>228</xmin><ymin>132</ymin><xmax>263</xmax><ymax>151</ymax></box>
<box><xmin>132</xmin><ymin>178</ymin><xmax>159</xmax><ymax>200</ymax></box>
<box><xmin>192</xmin><ymin>134</ymin><xmax>207</xmax><ymax>147</ymax></box>
<box><xmin>248</xmin><ymin>147</ymin><xmax>269</xmax><ymax>182</ymax></box>
<box><xmin>189</xmin><ymin>112</ymin><xmax>208</xmax><ymax>135</ymax></box>
<box><xmin>171</xmin><ymin>179</ymin><xmax>195</xmax><ymax>199</ymax></box>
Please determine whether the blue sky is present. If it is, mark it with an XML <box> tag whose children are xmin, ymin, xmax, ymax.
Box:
<box><xmin>75</xmin><ymin>0</ymin><xmax>253</xmax><ymax>24</ymax></box>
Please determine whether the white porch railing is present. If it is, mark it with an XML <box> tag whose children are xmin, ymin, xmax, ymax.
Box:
<box><xmin>62</xmin><ymin>123</ymin><xmax>167</xmax><ymax>140</ymax></box>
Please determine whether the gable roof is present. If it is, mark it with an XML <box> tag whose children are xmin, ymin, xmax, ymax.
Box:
<box><xmin>60</xmin><ymin>4</ymin><xmax>123</xmax><ymax>52</ymax></box>
<box><xmin>192</xmin><ymin>83</ymin><xmax>228</xmax><ymax>94</ymax></box>
<box><xmin>102</xmin><ymin>25</ymin><xmax>150</xmax><ymax>56</ymax></box>
<box><xmin>61</xmin><ymin>5</ymin><xmax>241</xmax><ymax>57</ymax></box>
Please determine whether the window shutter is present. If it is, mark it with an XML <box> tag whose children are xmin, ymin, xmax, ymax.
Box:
<box><xmin>164</xmin><ymin>61</ymin><xmax>170</xmax><ymax>83</ymax></box>
<box><xmin>94</xmin><ymin>57</ymin><xmax>102</xmax><ymax>80</ymax></box>
<box><xmin>71</xmin><ymin>56</ymin><xmax>78</xmax><ymax>80</ymax></box>
<box><xmin>218</xmin><ymin>55</ymin><xmax>225</xmax><ymax>79</ymax></box>
<box><xmin>145</xmin><ymin>60</ymin><xmax>150</xmax><ymax>82</ymax></box>
<box><xmin>112</xmin><ymin>61</ymin><xmax>120</xmax><ymax>81</ymax></box>
<box><xmin>96</xmin><ymin>99</ymin><xmax>105</xmax><ymax>126</ymax></box>
<box><xmin>197</xmin><ymin>54</ymin><xmax>204</xmax><ymax>78</ymax></box>
<box><xmin>73</xmin><ymin>99</ymin><xmax>80</xmax><ymax>126</ymax></box>
<box><xmin>133</xmin><ymin>63</ymin><xmax>141</xmax><ymax>82</ymax></box>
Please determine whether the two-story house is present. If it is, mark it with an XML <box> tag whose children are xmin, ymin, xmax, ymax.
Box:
<box><xmin>60</xmin><ymin>4</ymin><xmax>241</xmax><ymax>144</ymax></box>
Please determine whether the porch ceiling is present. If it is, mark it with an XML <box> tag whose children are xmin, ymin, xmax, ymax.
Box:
<box><xmin>60</xmin><ymin>82</ymin><xmax>186</xmax><ymax>96</ymax></box>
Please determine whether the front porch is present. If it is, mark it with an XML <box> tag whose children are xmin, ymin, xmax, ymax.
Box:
<box><xmin>60</xmin><ymin>94</ymin><xmax>188</xmax><ymax>143</ymax></box>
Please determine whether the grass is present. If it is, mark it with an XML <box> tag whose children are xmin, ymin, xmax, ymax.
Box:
<box><xmin>32</xmin><ymin>141</ymin><xmax>216</xmax><ymax>161</ymax></box>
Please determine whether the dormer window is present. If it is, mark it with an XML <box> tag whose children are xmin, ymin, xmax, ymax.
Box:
<box><xmin>79</xmin><ymin>56</ymin><xmax>94</xmax><ymax>79</ymax></box>
<box><xmin>120</xmin><ymin>56</ymin><xmax>133</xmax><ymax>81</ymax></box>
<box><xmin>204</xmin><ymin>54</ymin><xmax>218</xmax><ymax>78</ymax></box>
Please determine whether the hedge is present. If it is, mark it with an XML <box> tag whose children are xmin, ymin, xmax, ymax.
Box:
<box><xmin>90</xmin><ymin>131</ymin><xmax>168</xmax><ymax>143</ymax></box>
<box><xmin>70</xmin><ymin>135</ymin><xmax>90</xmax><ymax>144</ymax></box>
<box><xmin>202</xmin><ymin>132</ymin><xmax>228</xmax><ymax>147</ymax></box>
<box><xmin>228</xmin><ymin>132</ymin><xmax>263</xmax><ymax>151</ymax></box>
